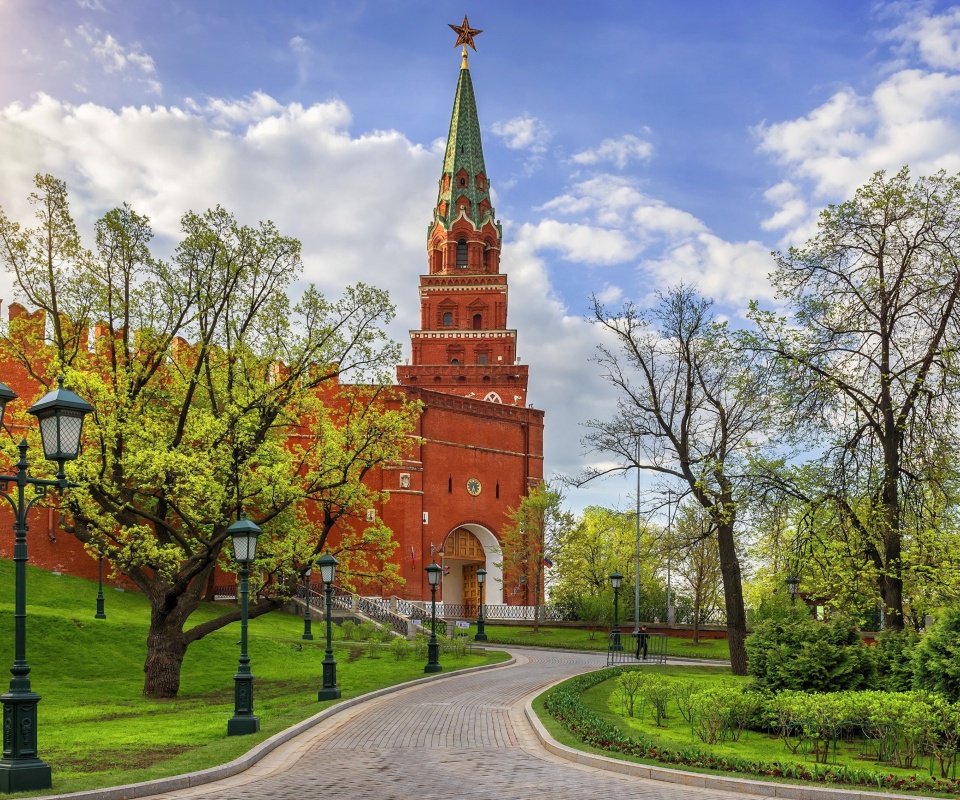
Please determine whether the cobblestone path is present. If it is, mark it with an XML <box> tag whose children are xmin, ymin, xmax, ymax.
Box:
<box><xmin>141</xmin><ymin>649</ymin><xmax>766</xmax><ymax>800</ymax></box>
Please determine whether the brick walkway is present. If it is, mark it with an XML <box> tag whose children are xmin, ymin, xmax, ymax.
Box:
<box><xmin>135</xmin><ymin>649</ymin><xmax>771</xmax><ymax>800</ymax></box>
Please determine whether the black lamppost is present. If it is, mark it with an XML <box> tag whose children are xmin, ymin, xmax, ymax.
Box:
<box><xmin>0</xmin><ymin>377</ymin><xmax>93</xmax><ymax>793</ymax></box>
<box><xmin>95</xmin><ymin>543</ymin><xmax>106</xmax><ymax>620</ymax></box>
<box><xmin>317</xmin><ymin>552</ymin><xmax>341</xmax><ymax>701</ymax></box>
<box><xmin>610</xmin><ymin>571</ymin><xmax>624</xmax><ymax>651</ymax></box>
<box><xmin>786</xmin><ymin>574</ymin><xmax>800</xmax><ymax>606</ymax></box>
<box><xmin>424</xmin><ymin>562</ymin><xmax>442</xmax><ymax>673</ymax></box>
<box><xmin>474</xmin><ymin>567</ymin><xmax>488</xmax><ymax>641</ymax></box>
<box><xmin>226</xmin><ymin>516</ymin><xmax>260</xmax><ymax>736</ymax></box>
<box><xmin>302</xmin><ymin>567</ymin><xmax>314</xmax><ymax>641</ymax></box>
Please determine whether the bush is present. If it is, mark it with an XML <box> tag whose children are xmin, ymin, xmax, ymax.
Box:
<box><xmin>746</xmin><ymin>608</ymin><xmax>873</xmax><ymax>693</ymax></box>
<box><xmin>389</xmin><ymin>636</ymin><xmax>410</xmax><ymax>661</ymax></box>
<box><xmin>872</xmin><ymin>629</ymin><xmax>919</xmax><ymax>692</ymax></box>
<box><xmin>341</xmin><ymin>620</ymin><xmax>356</xmax><ymax>641</ymax></box>
<box><xmin>356</xmin><ymin>621</ymin><xmax>376</xmax><ymax>641</ymax></box>
<box><xmin>914</xmin><ymin>609</ymin><xmax>960</xmax><ymax>701</ymax></box>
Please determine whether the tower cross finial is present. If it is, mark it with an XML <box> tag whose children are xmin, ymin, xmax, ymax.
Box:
<box><xmin>449</xmin><ymin>15</ymin><xmax>482</xmax><ymax>63</ymax></box>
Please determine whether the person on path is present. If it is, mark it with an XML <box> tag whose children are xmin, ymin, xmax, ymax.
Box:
<box><xmin>635</xmin><ymin>624</ymin><xmax>648</xmax><ymax>660</ymax></box>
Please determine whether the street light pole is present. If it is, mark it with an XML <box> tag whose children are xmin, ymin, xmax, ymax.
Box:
<box><xmin>95</xmin><ymin>544</ymin><xmax>106</xmax><ymax>620</ymax></box>
<box><xmin>227</xmin><ymin>516</ymin><xmax>261</xmax><ymax>736</ymax></box>
<box><xmin>424</xmin><ymin>562</ymin><xmax>442</xmax><ymax>673</ymax></box>
<box><xmin>302</xmin><ymin>568</ymin><xmax>314</xmax><ymax>641</ymax></box>
<box><xmin>474</xmin><ymin>567</ymin><xmax>487</xmax><ymax>641</ymax></box>
<box><xmin>0</xmin><ymin>377</ymin><xmax>93</xmax><ymax>793</ymax></box>
<box><xmin>317</xmin><ymin>553</ymin><xmax>340</xmax><ymax>701</ymax></box>
<box><xmin>610</xmin><ymin>571</ymin><xmax>623</xmax><ymax>651</ymax></box>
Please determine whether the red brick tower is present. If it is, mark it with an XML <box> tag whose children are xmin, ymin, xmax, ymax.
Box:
<box><xmin>396</xmin><ymin>47</ymin><xmax>528</xmax><ymax>407</ymax></box>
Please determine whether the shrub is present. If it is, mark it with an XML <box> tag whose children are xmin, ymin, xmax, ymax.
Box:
<box><xmin>389</xmin><ymin>635</ymin><xmax>410</xmax><ymax>661</ymax></box>
<box><xmin>638</xmin><ymin>673</ymin><xmax>674</xmax><ymax>727</ymax></box>
<box><xmin>914</xmin><ymin>609</ymin><xmax>960</xmax><ymax>702</ymax></box>
<box><xmin>746</xmin><ymin>609</ymin><xmax>873</xmax><ymax>693</ymax></box>
<box><xmin>614</xmin><ymin>670</ymin><xmax>645</xmax><ymax>717</ymax></box>
<box><xmin>341</xmin><ymin>620</ymin><xmax>356</xmax><ymax>641</ymax></box>
<box><xmin>412</xmin><ymin>632</ymin><xmax>429</xmax><ymax>660</ymax></box>
<box><xmin>872</xmin><ymin>629</ymin><xmax>919</xmax><ymax>692</ymax></box>
<box><xmin>356</xmin><ymin>621</ymin><xmax>376</xmax><ymax>641</ymax></box>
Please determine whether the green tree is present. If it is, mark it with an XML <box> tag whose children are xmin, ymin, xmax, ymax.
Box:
<box><xmin>0</xmin><ymin>175</ymin><xmax>418</xmax><ymax>697</ymax></box>
<box><xmin>668</xmin><ymin>502</ymin><xmax>724</xmax><ymax>644</ymax></box>
<box><xmin>583</xmin><ymin>286</ymin><xmax>775</xmax><ymax>675</ymax></box>
<box><xmin>750</xmin><ymin>168</ymin><xmax>960</xmax><ymax>631</ymax></box>
<box><xmin>914</xmin><ymin>609</ymin><xmax>960</xmax><ymax>701</ymax></box>
<box><xmin>549</xmin><ymin>506</ymin><xmax>660</xmax><ymax>629</ymax></box>
<box><xmin>497</xmin><ymin>481</ymin><xmax>575</xmax><ymax>632</ymax></box>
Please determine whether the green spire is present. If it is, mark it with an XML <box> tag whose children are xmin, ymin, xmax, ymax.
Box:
<box><xmin>435</xmin><ymin>63</ymin><xmax>496</xmax><ymax>231</ymax></box>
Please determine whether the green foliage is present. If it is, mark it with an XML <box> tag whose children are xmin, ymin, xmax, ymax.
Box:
<box><xmin>542</xmin><ymin>666</ymin><xmax>960</xmax><ymax>795</ymax></box>
<box><xmin>689</xmin><ymin>685</ymin><xmax>761</xmax><ymax>744</ymax></box>
<box><xmin>355</xmin><ymin>621</ymin><xmax>375</xmax><ymax>641</ymax></box>
<box><xmin>389</xmin><ymin>635</ymin><xmax>410</xmax><ymax>661</ymax></box>
<box><xmin>341</xmin><ymin>620</ymin><xmax>356</xmax><ymax>641</ymax></box>
<box><xmin>412</xmin><ymin>632</ymin><xmax>429</xmax><ymax>659</ymax></box>
<box><xmin>872</xmin><ymin>629</ymin><xmax>919</xmax><ymax>692</ymax></box>
<box><xmin>0</xmin><ymin>174</ymin><xmax>420</xmax><ymax>697</ymax></box>
<box><xmin>914</xmin><ymin>609</ymin><xmax>960</xmax><ymax>701</ymax></box>
<box><xmin>497</xmin><ymin>481</ymin><xmax>575</xmax><ymax>629</ymax></box>
<box><xmin>614</xmin><ymin>670</ymin><xmax>645</xmax><ymax>718</ymax></box>
<box><xmin>746</xmin><ymin>610</ymin><xmax>873</xmax><ymax>693</ymax></box>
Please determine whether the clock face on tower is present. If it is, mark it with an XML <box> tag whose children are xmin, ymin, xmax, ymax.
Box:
<box><xmin>466</xmin><ymin>478</ymin><xmax>481</xmax><ymax>496</ymax></box>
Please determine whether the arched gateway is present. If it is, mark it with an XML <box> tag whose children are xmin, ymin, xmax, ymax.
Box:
<box><xmin>440</xmin><ymin>525</ymin><xmax>502</xmax><ymax>611</ymax></box>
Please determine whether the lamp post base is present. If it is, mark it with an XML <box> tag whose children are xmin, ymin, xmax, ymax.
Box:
<box><xmin>318</xmin><ymin>686</ymin><xmax>341</xmax><ymax>701</ymax></box>
<box><xmin>0</xmin><ymin>690</ymin><xmax>51</xmax><ymax>791</ymax></box>
<box><xmin>424</xmin><ymin>639</ymin><xmax>442</xmax><ymax>673</ymax></box>
<box><xmin>227</xmin><ymin>714</ymin><xmax>260</xmax><ymax>736</ymax></box>
<box><xmin>474</xmin><ymin>632</ymin><xmax>488</xmax><ymax>641</ymax></box>
<box><xmin>0</xmin><ymin>758</ymin><xmax>52</xmax><ymax>793</ymax></box>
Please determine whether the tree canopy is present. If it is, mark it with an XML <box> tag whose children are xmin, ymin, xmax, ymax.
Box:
<box><xmin>0</xmin><ymin>174</ymin><xmax>418</xmax><ymax>697</ymax></box>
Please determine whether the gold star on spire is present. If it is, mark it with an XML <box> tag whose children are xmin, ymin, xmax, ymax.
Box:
<box><xmin>449</xmin><ymin>15</ymin><xmax>482</xmax><ymax>52</ymax></box>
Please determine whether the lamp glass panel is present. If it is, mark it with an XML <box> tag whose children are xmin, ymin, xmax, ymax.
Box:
<box><xmin>232</xmin><ymin>532</ymin><xmax>258</xmax><ymax>563</ymax></box>
<box><xmin>319</xmin><ymin>560</ymin><xmax>336</xmax><ymax>584</ymax></box>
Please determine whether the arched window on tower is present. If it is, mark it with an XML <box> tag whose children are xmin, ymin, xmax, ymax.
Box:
<box><xmin>457</xmin><ymin>239</ymin><xmax>468</xmax><ymax>267</ymax></box>
<box><xmin>472</xmin><ymin>313</ymin><xmax>482</xmax><ymax>330</ymax></box>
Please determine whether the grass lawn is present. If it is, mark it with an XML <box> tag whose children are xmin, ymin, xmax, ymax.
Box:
<box><xmin>476</xmin><ymin>623</ymin><xmax>731</xmax><ymax>661</ymax></box>
<box><xmin>537</xmin><ymin>664</ymin><xmax>950</xmax><ymax>791</ymax></box>
<box><xmin>0</xmin><ymin>560</ymin><xmax>509</xmax><ymax>797</ymax></box>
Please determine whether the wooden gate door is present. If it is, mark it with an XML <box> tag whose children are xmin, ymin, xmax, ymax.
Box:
<box><xmin>462</xmin><ymin>563</ymin><xmax>479</xmax><ymax>618</ymax></box>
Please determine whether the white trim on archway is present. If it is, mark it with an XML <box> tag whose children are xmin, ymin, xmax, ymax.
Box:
<box><xmin>442</xmin><ymin>523</ymin><xmax>503</xmax><ymax>605</ymax></box>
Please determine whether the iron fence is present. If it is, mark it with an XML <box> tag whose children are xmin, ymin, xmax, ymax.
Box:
<box><xmin>605</xmin><ymin>631</ymin><xmax>667</xmax><ymax>666</ymax></box>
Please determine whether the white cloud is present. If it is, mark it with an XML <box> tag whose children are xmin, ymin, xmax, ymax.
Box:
<box><xmin>756</xmin><ymin>6</ymin><xmax>960</xmax><ymax>246</ymax></box>
<box><xmin>76</xmin><ymin>24</ymin><xmax>161</xmax><ymax>94</ymax></box>
<box><xmin>887</xmin><ymin>4</ymin><xmax>960</xmax><ymax>71</ymax></box>
<box><xmin>489</xmin><ymin>115</ymin><xmax>551</xmax><ymax>153</ymax></box>
<box><xmin>516</xmin><ymin>220</ymin><xmax>632</xmax><ymax>265</ymax></box>
<box><xmin>571</xmin><ymin>134</ymin><xmax>653</xmax><ymax>169</ymax></box>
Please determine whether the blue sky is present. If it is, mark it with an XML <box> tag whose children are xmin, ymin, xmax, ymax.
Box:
<box><xmin>3</xmin><ymin>1</ymin><xmax>960</xmax><ymax>516</ymax></box>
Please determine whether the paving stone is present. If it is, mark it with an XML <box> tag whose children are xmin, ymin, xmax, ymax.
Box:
<box><xmin>132</xmin><ymin>650</ymin><xmax>773</xmax><ymax>800</ymax></box>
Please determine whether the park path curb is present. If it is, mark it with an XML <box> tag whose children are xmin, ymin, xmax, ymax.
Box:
<box><xmin>36</xmin><ymin>656</ymin><xmax>516</xmax><ymax>800</ymax></box>
<box><xmin>524</xmin><ymin>690</ymin><xmax>932</xmax><ymax>800</ymax></box>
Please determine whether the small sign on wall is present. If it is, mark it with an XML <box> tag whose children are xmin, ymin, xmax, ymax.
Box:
<box><xmin>423</xmin><ymin>511</ymin><xmax>429</xmax><ymax>524</ymax></box>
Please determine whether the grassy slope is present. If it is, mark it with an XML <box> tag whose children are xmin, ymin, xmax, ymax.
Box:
<box><xmin>0</xmin><ymin>560</ymin><xmax>508</xmax><ymax>796</ymax></box>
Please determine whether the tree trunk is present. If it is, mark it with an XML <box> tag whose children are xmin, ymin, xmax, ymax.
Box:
<box><xmin>716</xmin><ymin>521</ymin><xmax>748</xmax><ymax>675</ymax></box>
<box><xmin>143</xmin><ymin>613</ymin><xmax>190</xmax><ymax>698</ymax></box>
